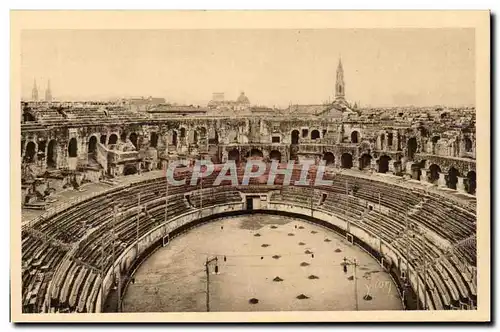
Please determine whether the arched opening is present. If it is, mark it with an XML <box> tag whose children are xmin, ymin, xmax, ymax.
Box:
<box><xmin>180</xmin><ymin>128</ymin><xmax>186</xmax><ymax>138</ymax></box>
<box><xmin>88</xmin><ymin>136</ymin><xmax>97</xmax><ymax>153</ymax></box>
<box><xmin>359</xmin><ymin>153</ymin><xmax>372</xmax><ymax>170</ymax></box>
<box><xmin>387</xmin><ymin>133</ymin><xmax>393</xmax><ymax>147</ymax></box>
<box><xmin>108</xmin><ymin>134</ymin><xmax>118</xmax><ymax>145</ymax></box>
<box><xmin>311</xmin><ymin>130</ymin><xmax>320</xmax><ymax>140</ymax></box>
<box><xmin>249</xmin><ymin>148</ymin><xmax>264</xmax><ymax>159</ymax></box>
<box><xmin>37</xmin><ymin>141</ymin><xmax>47</xmax><ymax>162</ymax></box>
<box><xmin>428</xmin><ymin>164</ymin><xmax>441</xmax><ymax>184</ymax></box>
<box><xmin>199</xmin><ymin>127</ymin><xmax>207</xmax><ymax>138</ymax></box>
<box><xmin>150</xmin><ymin>132</ymin><xmax>158</xmax><ymax>148</ymax></box>
<box><xmin>172</xmin><ymin>131</ymin><xmax>178</xmax><ymax>146</ymax></box>
<box><xmin>23</xmin><ymin>112</ymin><xmax>36</xmax><ymax>122</ymax></box>
<box><xmin>340</xmin><ymin>153</ymin><xmax>353</xmax><ymax>169</ymax></box>
<box><xmin>228</xmin><ymin>149</ymin><xmax>240</xmax><ymax>162</ymax></box>
<box><xmin>269</xmin><ymin>150</ymin><xmax>282</xmax><ymax>162</ymax></box>
<box><xmin>378</xmin><ymin>155</ymin><xmax>391</xmax><ymax>173</ymax></box>
<box><xmin>68</xmin><ymin>138</ymin><xmax>78</xmax><ymax>158</ymax></box>
<box><xmin>464</xmin><ymin>137</ymin><xmax>473</xmax><ymax>152</ymax></box>
<box><xmin>351</xmin><ymin>131</ymin><xmax>359</xmax><ymax>144</ymax></box>
<box><xmin>302</xmin><ymin>129</ymin><xmax>309</xmax><ymax>138</ymax></box>
<box><xmin>193</xmin><ymin>131</ymin><xmax>198</xmax><ymax>144</ymax></box>
<box><xmin>447</xmin><ymin>167</ymin><xmax>459</xmax><ymax>190</ymax></box>
<box><xmin>380</xmin><ymin>134</ymin><xmax>385</xmax><ymax>150</ymax></box>
<box><xmin>212</xmin><ymin>130</ymin><xmax>219</xmax><ymax>144</ymax></box>
<box><xmin>100</xmin><ymin>135</ymin><xmax>107</xmax><ymax>145</ymax></box>
<box><xmin>24</xmin><ymin>141</ymin><xmax>36</xmax><ymax>163</ymax></box>
<box><xmin>120</xmin><ymin>132</ymin><xmax>128</xmax><ymax>143</ymax></box>
<box><xmin>129</xmin><ymin>133</ymin><xmax>138</xmax><ymax>150</ymax></box>
<box><xmin>410</xmin><ymin>163</ymin><xmax>423</xmax><ymax>180</ymax></box>
<box><xmin>407</xmin><ymin>137</ymin><xmax>418</xmax><ymax>160</ymax></box>
<box><xmin>322</xmin><ymin>152</ymin><xmax>335</xmax><ymax>166</ymax></box>
<box><xmin>431</xmin><ymin>136</ymin><xmax>440</xmax><ymax>154</ymax></box>
<box><xmin>466</xmin><ymin>171</ymin><xmax>476</xmax><ymax>195</ymax></box>
<box><xmin>47</xmin><ymin>139</ymin><xmax>57</xmax><ymax>168</ymax></box>
<box><xmin>123</xmin><ymin>164</ymin><xmax>137</xmax><ymax>176</ymax></box>
<box><xmin>291</xmin><ymin>130</ymin><xmax>299</xmax><ymax>145</ymax></box>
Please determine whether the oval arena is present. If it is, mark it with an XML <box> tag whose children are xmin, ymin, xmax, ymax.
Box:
<box><xmin>21</xmin><ymin>104</ymin><xmax>477</xmax><ymax>313</ymax></box>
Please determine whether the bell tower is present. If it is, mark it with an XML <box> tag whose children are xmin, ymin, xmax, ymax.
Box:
<box><xmin>45</xmin><ymin>79</ymin><xmax>52</xmax><ymax>102</ymax></box>
<box><xmin>335</xmin><ymin>57</ymin><xmax>345</xmax><ymax>101</ymax></box>
<box><xmin>31</xmin><ymin>78</ymin><xmax>38</xmax><ymax>101</ymax></box>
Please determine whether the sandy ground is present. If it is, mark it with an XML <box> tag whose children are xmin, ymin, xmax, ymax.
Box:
<box><xmin>122</xmin><ymin>214</ymin><xmax>403</xmax><ymax>312</ymax></box>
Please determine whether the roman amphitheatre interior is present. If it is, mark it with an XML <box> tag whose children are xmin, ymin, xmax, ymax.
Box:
<box><xmin>20</xmin><ymin>31</ymin><xmax>477</xmax><ymax>314</ymax></box>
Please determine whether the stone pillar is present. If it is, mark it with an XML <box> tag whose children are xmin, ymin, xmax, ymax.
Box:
<box><xmin>405</xmin><ymin>161</ymin><xmax>413</xmax><ymax>175</ymax></box>
<box><xmin>352</xmin><ymin>157</ymin><xmax>359</xmax><ymax>169</ymax></box>
<box><xmin>456</xmin><ymin>176</ymin><xmax>466</xmax><ymax>193</ymax></box>
<box><xmin>420</xmin><ymin>169</ymin><xmax>428</xmax><ymax>184</ymax></box>
<box><xmin>388</xmin><ymin>160</ymin><xmax>395</xmax><ymax>173</ymax></box>
<box><xmin>370</xmin><ymin>159</ymin><xmax>377</xmax><ymax>172</ymax></box>
<box><xmin>438</xmin><ymin>172</ymin><xmax>447</xmax><ymax>188</ymax></box>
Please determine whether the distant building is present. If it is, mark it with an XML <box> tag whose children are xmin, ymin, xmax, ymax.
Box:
<box><xmin>208</xmin><ymin>91</ymin><xmax>251</xmax><ymax>112</ymax></box>
<box><xmin>212</xmin><ymin>92</ymin><xmax>225</xmax><ymax>102</ymax></box>
<box><xmin>45</xmin><ymin>80</ymin><xmax>52</xmax><ymax>102</ymax></box>
<box><xmin>31</xmin><ymin>79</ymin><xmax>38</xmax><ymax>101</ymax></box>
<box><xmin>125</xmin><ymin>96</ymin><xmax>167</xmax><ymax>112</ymax></box>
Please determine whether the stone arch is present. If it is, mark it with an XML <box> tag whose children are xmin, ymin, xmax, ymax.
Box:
<box><xmin>269</xmin><ymin>150</ymin><xmax>282</xmax><ymax>162</ymax></box>
<box><xmin>322</xmin><ymin>152</ymin><xmax>335</xmax><ymax>166</ymax></box>
<box><xmin>150</xmin><ymin>132</ymin><xmax>158</xmax><ymax>148</ymax></box>
<box><xmin>123</xmin><ymin>164</ymin><xmax>137</xmax><ymax>176</ymax></box>
<box><xmin>340</xmin><ymin>153</ymin><xmax>353</xmax><ymax>169</ymax></box>
<box><xmin>291</xmin><ymin>130</ymin><xmax>300</xmax><ymax>145</ymax></box>
<box><xmin>359</xmin><ymin>153</ymin><xmax>372</xmax><ymax>170</ymax></box>
<box><xmin>447</xmin><ymin>167</ymin><xmax>459</xmax><ymax>190</ymax></box>
<box><xmin>466</xmin><ymin>171</ymin><xmax>476</xmax><ymax>195</ymax></box>
<box><xmin>88</xmin><ymin>135</ymin><xmax>98</xmax><ymax>154</ymax></box>
<box><xmin>100</xmin><ymin>134</ymin><xmax>107</xmax><ymax>145</ymax></box>
<box><xmin>464</xmin><ymin>137</ymin><xmax>473</xmax><ymax>152</ymax></box>
<box><xmin>228</xmin><ymin>148</ymin><xmax>240</xmax><ymax>162</ymax></box>
<box><xmin>387</xmin><ymin>133</ymin><xmax>393</xmax><ymax>147</ymax></box>
<box><xmin>380</xmin><ymin>133</ymin><xmax>385</xmax><ymax>150</ymax></box>
<box><xmin>24</xmin><ymin>141</ymin><xmax>36</xmax><ymax>163</ymax></box>
<box><xmin>47</xmin><ymin>139</ymin><xmax>57</xmax><ymax>168</ymax></box>
<box><xmin>129</xmin><ymin>133</ymin><xmax>138</xmax><ymax>149</ymax></box>
<box><xmin>180</xmin><ymin>127</ymin><xmax>186</xmax><ymax>138</ymax></box>
<box><xmin>120</xmin><ymin>132</ymin><xmax>128</xmax><ymax>142</ymax></box>
<box><xmin>411</xmin><ymin>160</ymin><xmax>425</xmax><ymax>180</ymax></box>
<box><xmin>311</xmin><ymin>129</ymin><xmax>320</xmax><ymax>140</ymax></box>
<box><xmin>351</xmin><ymin>131</ymin><xmax>360</xmax><ymax>144</ymax></box>
<box><xmin>172</xmin><ymin>131</ymin><xmax>178</xmax><ymax>146</ymax></box>
<box><xmin>68</xmin><ymin>138</ymin><xmax>78</xmax><ymax>158</ymax></box>
<box><xmin>428</xmin><ymin>164</ymin><xmax>441</xmax><ymax>183</ymax></box>
<box><xmin>108</xmin><ymin>133</ymin><xmax>118</xmax><ymax>145</ymax></box>
<box><xmin>378</xmin><ymin>155</ymin><xmax>391</xmax><ymax>173</ymax></box>
<box><xmin>249</xmin><ymin>148</ymin><xmax>264</xmax><ymax>159</ymax></box>
<box><xmin>407</xmin><ymin>137</ymin><xmax>418</xmax><ymax>160</ymax></box>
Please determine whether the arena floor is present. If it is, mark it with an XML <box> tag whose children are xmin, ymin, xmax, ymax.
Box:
<box><xmin>122</xmin><ymin>214</ymin><xmax>403</xmax><ymax>312</ymax></box>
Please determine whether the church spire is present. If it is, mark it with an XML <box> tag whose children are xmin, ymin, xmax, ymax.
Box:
<box><xmin>335</xmin><ymin>56</ymin><xmax>345</xmax><ymax>101</ymax></box>
<box><xmin>45</xmin><ymin>79</ymin><xmax>52</xmax><ymax>102</ymax></box>
<box><xmin>31</xmin><ymin>78</ymin><xmax>38</xmax><ymax>101</ymax></box>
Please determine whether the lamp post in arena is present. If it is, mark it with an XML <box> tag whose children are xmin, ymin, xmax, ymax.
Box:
<box><xmin>204</xmin><ymin>256</ymin><xmax>219</xmax><ymax>312</ymax></box>
<box><xmin>343</xmin><ymin>257</ymin><xmax>359</xmax><ymax>310</ymax></box>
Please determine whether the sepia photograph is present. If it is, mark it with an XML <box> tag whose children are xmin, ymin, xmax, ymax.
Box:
<box><xmin>10</xmin><ymin>10</ymin><xmax>490</xmax><ymax>323</ymax></box>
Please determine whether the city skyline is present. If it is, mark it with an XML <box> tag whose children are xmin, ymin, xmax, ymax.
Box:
<box><xmin>21</xmin><ymin>29</ymin><xmax>475</xmax><ymax>108</ymax></box>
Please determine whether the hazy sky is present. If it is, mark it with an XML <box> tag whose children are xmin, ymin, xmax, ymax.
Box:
<box><xmin>21</xmin><ymin>29</ymin><xmax>475</xmax><ymax>107</ymax></box>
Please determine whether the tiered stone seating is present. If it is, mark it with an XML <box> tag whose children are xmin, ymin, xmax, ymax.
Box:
<box><xmin>22</xmin><ymin>165</ymin><xmax>477</xmax><ymax>313</ymax></box>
